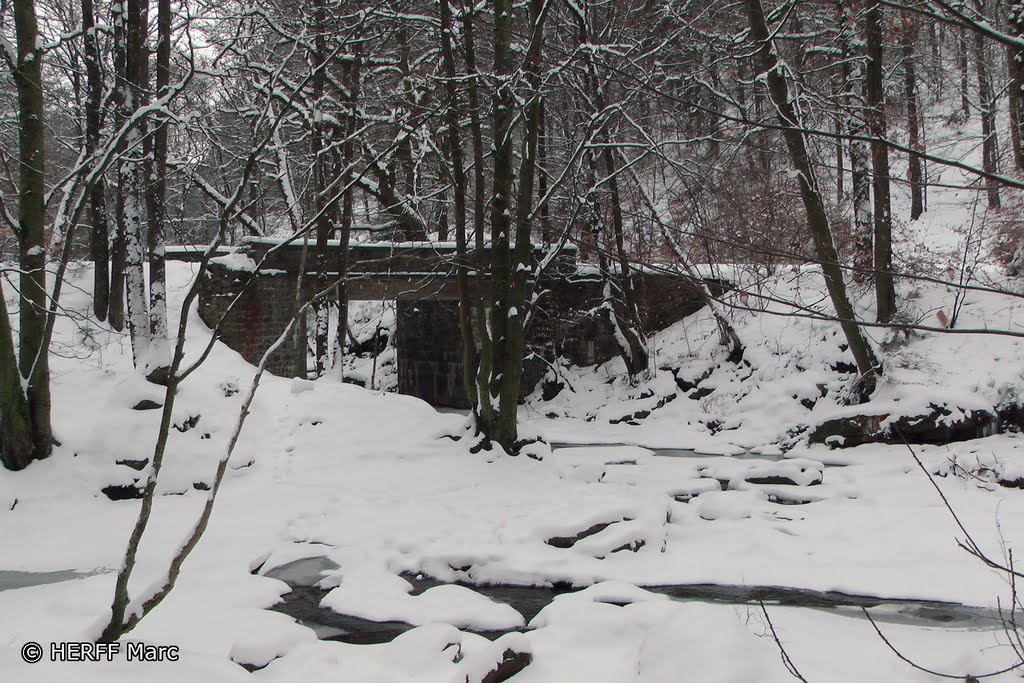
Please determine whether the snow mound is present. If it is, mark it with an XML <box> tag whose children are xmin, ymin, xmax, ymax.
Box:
<box><xmin>320</xmin><ymin>569</ymin><xmax>525</xmax><ymax>631</ymax></box>
<box><xmin>693</xmin><ymin>490</ymin><xmax>767</xmax><ymax>521</ymax></box>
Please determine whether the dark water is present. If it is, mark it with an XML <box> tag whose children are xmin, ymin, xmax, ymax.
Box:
<box><xmin>261</xmin><ymin>557</ymin><xmax>1012</xmax><ymax>645</ymax></box>
<box><xmin>0</xmin><ymin>569</ymin><xmax>105</xmax><ymax>592</ymax></box>
<box><xmin>550</xmin><ymin>442</ymin><xmax>786</xmax><ymax>461</ymax></box>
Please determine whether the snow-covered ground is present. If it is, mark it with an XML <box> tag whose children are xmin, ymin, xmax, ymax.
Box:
<box><xmin>6</xmin><ymin>107</ymin><xmax>1024</xmax><ymax>680</ymax></box>
<box><xmin>1</xmin><ymin>251</ymin><xmax>1024</xmax><ymax>682</ymax></box>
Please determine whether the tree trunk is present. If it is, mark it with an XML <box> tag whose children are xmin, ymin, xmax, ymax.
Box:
<box><xmin>578</xmin><ymin>1</ymin><xmax>648</xmax><ymax>379</ymax></box>
<box><xmin>538</xmin><ymin>105</ymin><xmax>551</xmax><ymax>243</ymax></box>
<box><xmin>1009</xmin><ymin>1</ymin><xmax>1024</xmax><ymax>171</ymax></box>
<box><xmin>928</xmin><ymin>20</ymin><xmax>941</xmax><ymax>95</ymax></box>
<box><xmin>865</xmin><ymin>1</ymin><xmax>896</xmax><ymax>323</ymax></box>
<box><xmin>311</xmin><ymin>0</ymin><xmax>331</xmax><ymax>378</ymax></box>
<box><xmin>121</xmin><ymin>0</ymin><xmax>151</xmax><ymax>367</ymax></box>
<box><xmin>14</xmin><ymin>0</ymin><xmax>52</xmax><ymax>458</ymax></box>
<box><xmin>902</xmin><ymin>13</ymin><xmax>924</xmax><ymax>220</ymax></box>
<box><xmin>835</xmin><ymin>115</ymin><xmax>844</xmax><ymax>203</ymax></box>
<box><xmin>959</xmin><ymin>31</ymin><xmax>971</xmax><ymax>121</ymax></box>
<box><xmin>144</xmin><ymin>0</ymin><xmax>171</xmax><ymax>380</ymax></box>
<box><xmin>601</xmin><ymin>145</ymin><xmax>649</xmax><ymax>377</ymax></box>
<box><xmin>974</xmin><ymin>11</ymin><xmax>1002</xmax><ymax>208</ymax></box>
<box><xmin>108</xmin><ymin>0</ymin><xmax>127</xmax><ymax>332</ymax></box>
<box><xmin>81</xmin><ymin>0</ymin><xmax>110</xmax><ymax>321</ymax></box>
<box><xmin>0</xmin><ymin>287</ymin><xmax>33</xmax><ymax>470</ymax></box>
<box><xmin>837</xmin><ymin>0</ymin><xmax>871</xmax><ymax>270</ymax></box>
<box><xmin>495</xmin><ymin>0</ymin><xmax>546</xmax><ymax>445</ymax></box>
<box><xmin>744</xmin><ymin>0</ymin><xmax>880</xmax><ymax>399</ymax></box>
<box><xmin>109</xmin><ymin>193</ymin><xmax>127</xmax><ymax>330</ymax></box>
<box><xmin>333</xmin><ymin>49</ymin><xmax>359</xmax><ymax>375</ymax></box>
<box><xmin>394</xmin><ymin>25</ymin><xmax>421</xmax><ymax>240</ymax></box>
<box><xmin>461</xmin><ymin>1</ymin><xmax>493</xmax><ymax>429</ymax></box>
<box><xmin>440</xmin><ymin>0</ymin><xmax>480</xmax><ymax>413</ymax></box>
<box><xmin>482</xmin><ymin>0</ymin><xmax>517</xmax><ymax>448</ymax></box>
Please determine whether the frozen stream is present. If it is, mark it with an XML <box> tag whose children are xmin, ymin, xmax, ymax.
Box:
<box><xmin>261</xmin><ymin>555</ymin><xmax>1013</xmax><ymax>646</ymax></box>
<box><xmin>0</xmin><ymin>446</ymin><xmax>1001</xmax><ymax>651</ymax></box>
<box><xmin>256</xmin><ymin>434</ymin><xmax>1013</xmax><ymax>646</ymax></box>
<box><xmin>549</xmin><ymin>443</ymin><xmax>785</xmax><ymax>460</ymax></box>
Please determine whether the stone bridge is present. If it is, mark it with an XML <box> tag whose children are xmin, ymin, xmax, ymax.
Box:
<box><xmin>174</xmin><ymin>239</ymin><xmax>711</xmax><ymax>407</ymax></box>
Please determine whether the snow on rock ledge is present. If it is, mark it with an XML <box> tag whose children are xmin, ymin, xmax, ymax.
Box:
<box><xmin>809</xmin><ymin>402</ymin><xmax>998</xmax><ymax>448</ymax></box>
<box><xmin>210</xmin><ymin>252</ymin><xmax>257</xmax><ymax>273</ymax></box>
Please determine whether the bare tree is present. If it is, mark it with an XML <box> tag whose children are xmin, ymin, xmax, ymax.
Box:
<box><xmin>743</xmin><ymin>0</ymin><xmax>881</xmax><ymax>399</ymax></box>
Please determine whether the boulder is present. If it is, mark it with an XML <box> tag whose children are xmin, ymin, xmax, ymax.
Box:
<box><xmin>480</xmin><ymin>648</ymin><xmax>532</xmax><ymax>683</ymax></box>
<box><xmin>101</xmin><ymin>483</ymin><xmax>144</xmax><ymax>501</ymax></box>
<box><xmin>810</xmin><ymin>403</ymin><xmax>997</xmax><ymax>448</ymax></box>
<box><xmin>546</xmin><ymin>521</ymin><xmax>616</xmax><ymax>549</ymax></box>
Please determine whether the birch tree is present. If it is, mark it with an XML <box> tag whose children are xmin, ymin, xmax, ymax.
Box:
<box><xmin>118</xmin><ymin>0</ymin><xmax>152</xmax><ymax>369</ymax></box>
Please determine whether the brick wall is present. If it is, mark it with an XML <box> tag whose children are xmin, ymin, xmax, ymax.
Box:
<box><xmin>196</xmin><ymin>247</ymin><xmax>708</xmax><ymax>405</ymax></box>
<box><xmin>395</xmin><ymin>273</ymin><xmax>708</xmax><ymax>407</ymax></box>
<box><xmin>198</xmin><ymin>262</ymin><xmax>305</xmax><ymax>378</ymax></box>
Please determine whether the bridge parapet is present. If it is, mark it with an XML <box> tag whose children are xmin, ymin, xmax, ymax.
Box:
<box><xmin>239</xmin><ymin>237</ymin><xmax>578</xmax><ymax>278</ymax></box>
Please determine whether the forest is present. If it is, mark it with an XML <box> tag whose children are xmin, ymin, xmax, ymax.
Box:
<box><xmin>3</xmin><ymin>0</ymin><xmax>1024</xmax><ymax>680</ymax></box>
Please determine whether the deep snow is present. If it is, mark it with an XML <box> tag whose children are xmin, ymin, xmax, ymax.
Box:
<box><xmin>5</xmin><ymin>112</ymin><xmax>1024</xmax><ymax>681</ymax></box>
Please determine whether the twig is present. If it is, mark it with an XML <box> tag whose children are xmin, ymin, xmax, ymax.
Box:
<box><xmin>759</xmin><ymin>600</ymin><xmax>809</xmax><ymax>683</ymax></box>
<box><xmin>862</xmin><ymin>607</ymin><xmax>1021</xmax><ymax>679</ymax></box>
<box><xmin>899</xmin><ymin>432</ymin><xmax>1024</xmax><ymax>579</ymax></box>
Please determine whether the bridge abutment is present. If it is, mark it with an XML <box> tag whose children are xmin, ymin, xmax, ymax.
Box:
<box><xmin>198</xmin><ymin>260</ymin><xmax>305</xmax><ymax>378</ymax></box>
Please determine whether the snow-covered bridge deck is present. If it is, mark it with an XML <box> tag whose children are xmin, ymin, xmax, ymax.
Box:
<box><xmin>169</xmin><ymin>238</ymin><xmax>578</xmax><ymax>300</ymax></box>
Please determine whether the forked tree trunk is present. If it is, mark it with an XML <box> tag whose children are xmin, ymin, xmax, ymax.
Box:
<box><xmin>744</xmin><ymin>0</ymin><xmax>880</xmax><ymax>400</ymax></box>
<box><xmin>469</xmin><ymin>0</ymin><xmax>550</xmax><ymax>450</ymax></box>
<box><xmin>495</xmin><ymin>0</ymin><xmax>546</xmax><ymax>444</ymax></box>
